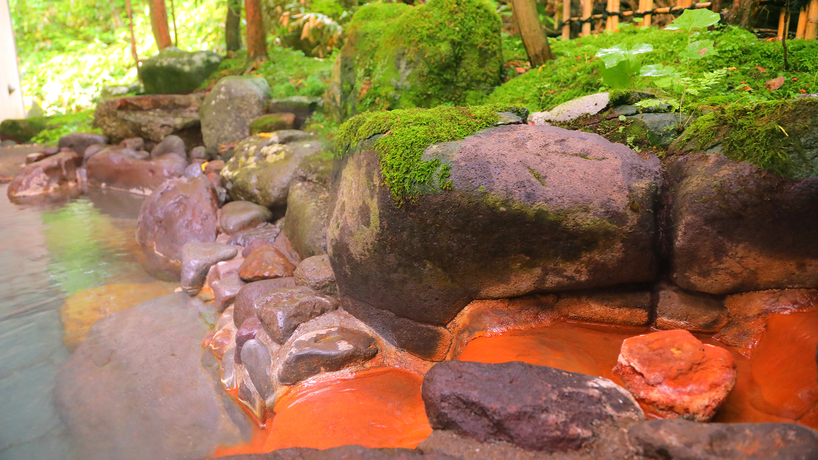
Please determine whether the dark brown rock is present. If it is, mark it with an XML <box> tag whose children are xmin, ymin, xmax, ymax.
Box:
<box><xmin>86</xmin><ymin>145</ymin><xmax>188</xmax><ymax>194</ymax></box>
<box><xmin>233</xmin><ymin>278</ymin><xmax>300</xmax><ymax>328</ymax></box>
<box><xmin>284</xmin><ymin>153</ymin><xmax>332</xmax><ymax>258</ymax></box>
<box><xmin>422</xmin><ymin>361</ymin><xmax>644</xmax><ymax>452</ymax></box>
<box><xmin>329</xmin><ymin>125</ymin><xmax>661</xmax><ymax>359</ymax></box>
<box><xmin>58</xmin><ymin>132</ymin><xmax>108</xmax><ymax>156</ymax></box>
<box><xmin>662</xmin><ymin>153</ymin><xmax>818</xmax><ymax>294</ymax></box>
<box><xmin>235</xmin><ymin>317</ymin><xmax>263</xmax><ymax>365</ymax></box>
<box><xmin>136</xmin><ymin>175</ymin><xmax>219</xmax><ymax>279</ymax></box>
<box><xmin>241</xmin><ymin>339</ymin><xmax>275</xmax><ymax>402</ymax></box>
<box><xmin>220</xmin><ymin>445</ymin><xmax>457</xmax><ymax>460</ymax></box>
<box><xmin>628</xmin><ymin>419</ymin><xmax>818</xmax><ymax>460</ymax></box>
<box><xmin>256</xmin><ymin>286</ymin><xmax>337</xmax><ymax>344</ymax></box>
<box><xmin>554</xmin><ymin>288</ymin><xmax>652</xmax><ymax>326</ymax></box>
<box><xmin>94</xmin><ymin>93</ymin><xmax>204</xmax><ymax>144</ymax></box>
<box><xmin>294</xmin><ymin>255</ymin><xmax>337</xmax><ymax>297</ymax></box>
<box><xmin>180</xmin><ymin>242</ymin><xmax>239</xmax><ymax>295</ymax></box>
<box><xmin>120</xmin><ymin>137</ymin><xmax>145</xmax><ymax>151</ymax></box>
<box><xmin>239</xmin><ymin>244</ymin><xmax>297</xmax><ymax>281</ymax></box>
<box><xmin>278</xmin><ymin>327</ymin><xmax>378</xmax><ymax>385</ymax></box>
<box><xmin>229</xmin><ymin>222</ymin><xmax>281</xmax><ymax>247</ymax></box>
<box><xmin>7</xmin><ymin>151</ymin><xmax>82</xmax><ymax>198</ymax></box>
<box><xmin>220</xmin><ymin>200</ymin><xmax>274</xmax><ymax>234</ymax></box>
<box><xmin>655</xmin><ymin>281</ymin><xmax>727</xmax><ymax>333</ymax></box>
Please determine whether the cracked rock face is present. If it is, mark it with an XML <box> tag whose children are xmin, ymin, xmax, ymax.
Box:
<box><xmin>421</xmin><ymin>361</ymin><xmax>644</xmax><ymax>452</ymax></box>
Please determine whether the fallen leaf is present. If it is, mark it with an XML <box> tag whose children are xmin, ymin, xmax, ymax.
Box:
<box><xmin>728</xmin><ymin>66</ymin><xmax>737</xmax><ymax>71</ymax></box>
<box><xmin>764</xmin><ymin>76</ymin><xmax>786</xmax><ymax>91</ymax></box>
<box><xmin>738</xmin><ymin>85</ymin><xmax>753</xmax><ymax>92</ymax></box>
<box><xmin>756</xmin><ymin>65</ymin><xmax>767</xmax><ymax>73</ymax></box>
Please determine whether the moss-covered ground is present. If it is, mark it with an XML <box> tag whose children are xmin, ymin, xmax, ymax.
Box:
<box><xmin>336</xmin><ymin>105</ymin><xmax>507</xmax><ymax>201</ymax></box>
<box><xmin>489</xmin><ymin>25</ymin><xmax>818</xmax><ymax>113</ymax></box>
<box><xmin>0</xmin><ymin>110</ymin><xmax>99</xmax><ymax>145</ymax></box>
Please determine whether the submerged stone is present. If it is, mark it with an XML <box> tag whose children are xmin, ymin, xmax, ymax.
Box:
<box><xmin>613</xmin><ymin>329</ymin><xmax>736</xmax><ymax>421</ymax></box>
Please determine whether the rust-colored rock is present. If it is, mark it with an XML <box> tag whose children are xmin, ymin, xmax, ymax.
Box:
<box><xmin>239</xmin><ymin>244</ymin><xmax>296</xmax><ymax>282</ymax></box>
<box><xmin>614</xmin><ymin>329</ymin><xmax>736</xmax><ymax>421</ymax></box>
<box><xmin>7</xmin><ymin>151</ymin><xmax>82</xmax><ymax>198</ymax></box>
<box><xmin>655</xmin><ymin>281</ymin><xmax>727</xmax><ymax>333</ymax></box>
<box><xmin>554</xmin><ymin>289</ymin><xmax>652</xmax><ymax>326</ymax></box>
<box><xmin>93</xmin><ymin>93</ymin><xmax>204</xmax><ymax>144</ymax></box>
<box><xmin>86</xmin><ymin>146</ymin><xmax>188</xmax><ymax>194</ymax></box>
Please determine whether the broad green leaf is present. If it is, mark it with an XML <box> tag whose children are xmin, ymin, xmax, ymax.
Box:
<box><xmin>666</xmin><ymin>8</ymin><xmax>721</xmax><ymax>31</ymax></box>
<box><xmin>652</xmin><ymin>76</ymin><xmax>675</xmax><ymax>88</ymax></box>
<box><xmin>601</xmin><ymin>60</ymin><xmax>635</xmax><ymax>88</ymax></box>
<box><xmin>679</xmin><ymin>39</ymin><xmax>715</xmax><ymax>60</ymax></box>
<box><xmin>640</xmin><ymin>64</ymin><xmax>676</xmax><ymax>77</ymax></box>
<box><xmin>596</xmin><ymin>43</ymin><xmax>653</xmax><ymax>68</ymax></box>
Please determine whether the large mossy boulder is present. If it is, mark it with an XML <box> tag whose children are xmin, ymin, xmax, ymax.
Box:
<box><xmin>139</xmin><ymin>47</ymin><xmax>223</xmax><ymax>94</ymax></box>
<box><xmin>220</xmin><ymin>132</ymin><xmax>327</xmax><ymax>212</ymax></box>
<box><xmin>0</xmin><ymin>117</ymin><xmax>50</xmax><ymax>142</ymax></box>
<box><xmin>323</xmin><ymin>0</ymin><xmax>503</xmax><ymax>121</ymax></box>
<box><xmin>201</xmin><ymin>76</ymin><xmax>271</xmax><ymax>156</ymax></box>
<box><xmin>328</xmin><ymin>107</ymin><xmax>661</xmax><ymax>360</ymax></box>
<box><xmin>671</xmin><ymin>98</ymin><xmax>818</xmax><ymax>179</ymax></box>
<box><xmin>661</xmin><ymin>152</ymin><xmax>818</xmax><ymax>295</ymax></box>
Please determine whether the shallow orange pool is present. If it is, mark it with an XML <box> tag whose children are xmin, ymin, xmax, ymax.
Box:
<box><xmin>214</xmin><ymin>367</ymin><xmax>431</xmax><ymax>457</ymax></box>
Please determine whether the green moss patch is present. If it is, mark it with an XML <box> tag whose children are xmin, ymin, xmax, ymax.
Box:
<box><xmin>555</xmin><ymin>109</ymin><xmax>663</xmax><ymax>156</ymax></box>
<box><xmin>336</xmin><ymin>105</ymin><xmax>504</xmax><ymax>201</ymax></box>
<box><xmin>0</xmin><ymin>110</ymin><xmax>99</xmax><ymax>145</ymax></box>
<box><xmin>672</xmin><ymin>98</ymin><xmax>818</xmax><ymax>179</ymax></box>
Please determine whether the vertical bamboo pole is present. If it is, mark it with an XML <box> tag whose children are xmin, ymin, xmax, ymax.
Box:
<box><xmin>613</xmin><ymin>0</ymin><xmax>620</xmax><ymax>30</ymax></box>
<box><xmin>606</xmin><ymin>0</ymin><xmax>614</xmax><ymax>30</ymax></box>
<box><xmin>797</xmin><ymin>7</ymin><xmax>808</xmax><ymax>38</ymax></box>
<box><xmin>124</xmin><ymin>0</ymin><xmax>140</xmax><ymax>82</ymax></box>
<box><xmin>642</xmin><ymin>0</ymin><xmax>653</xmax><ymax>26</ymax></box>
<box><xmin>778</xmin><ymin>8</ymin><xmax>786</xmax><ymax>39</ymax></box>
<box><xmin>581</xmin><ymin>0</ymin><xmax>592</xmax><ymax>36</ymax></box>
<box><xmin>806</xmin><ymin>0</ymin><xmax>818</xmax><ymax>39</ymax></box>
<box><xmin>562</xmin><ymin>0</ymin><xmax>571</xmax><ymax>40</ymax></box>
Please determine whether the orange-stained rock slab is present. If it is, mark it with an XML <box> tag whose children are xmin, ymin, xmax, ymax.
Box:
<box><xmin>60</xmin><ymin>281</ymin><xmax>176</xmax><ymax>351</ymax></box>
<box><xmin>614</xmin><ymin>329</ymin><xmax>736</xmax><ymax>421</ymax></box>
<box><xmin>239</xmin><ymin>244</ymin><xmax>296</xmax><ymax>282</ymax></box>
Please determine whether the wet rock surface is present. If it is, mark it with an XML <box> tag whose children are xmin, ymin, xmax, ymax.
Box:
<box><xmin>278</xmin><ymin>327</ymin><xmax>379</xmax><ymax>385</ymax></box>
<box><xmin>554</xmin><ymin>289</ymin><xmax>652</xmax><ymax>326</ymax></box>
<box><xmin>255</xmin><ymin>286</ymin><xmax>337</xmax><ymax>344</ymax></box>
<box><xmin>136</xmin><ymin>175</ymin><xmax>219</xmax><ymax>279</ymax></box>
<box><xmin>233</xmin><ymin>278</ymin><xmax>301</xmax><ymax>328</ymax></box>
<box><xmin>228</xmin><ymin>222</ymin><xmax>282</xmax><ymax>247</ymax></box>
<box><xmin>614</xmin><ymin>329</ymin><xmax>736</xmax><ymax>421</ymax></box>
<box><xmin>55</xmin><ymin>293</ymin><xmax>251</xmax><ymax>460</ymax></box>
<box><xmin>239</xmin><ymin>244</ymin><xmax>297</xmax><ymax>281</ymax></box>
<box><xmin>294</xmin><ymin>255</ymin><xmax>337</xmax><ymax>297</ymax></box>
<box><xmin>7</xmin><ymin>151</ymin><xmax>82</xmax><ymax>198</ymax></box>
<box><xmin>57</xmin><ymin>132</ymin><xmax>108</xmax><ymax>156</ymax></box>
<box><xmin>221</xmin><ymin>200</ymin><xmax>274</xmax><ymax>234</ymax></box>
<box><xmin>201</xmin><ymin>76</ymin><xmax>271</xmax><ymax>155</ymax></box>
<box><xmin>422</xmin><ymin>361</ymin><xmax>644</xmax><ymax>452</ymax></box>
<box><xmin>284</xmin><ymin>153</ymin><xmax>332</xmax><ymax>257</ymax></box>
<box><xmin>181</xmin><ymin>242</ymin><xmax>239</xmax><ymax>295</ymax></box>
<box><xmin>214</xmin><ymin>275</ymin><xmax>247</xmax><ymax>312</ymax></box>
<box><xmin>221</xmin><ymin>445</ymin><xmax>457</xmax><ymax>459</ymax></box>
<box><xmin>220</xmin><ymin>134</ymin><xmax>326</xmax><ymax>211</ymax></box>
<box><xmin>329</xmin><ymin>124</ymin><xmax>661</xmax><ymax>359</ymax></box>
<box><xmin>93</xmin><ymin>93</ymin><xmax>204</xmax><ymax>144</ymax></box>
<box><xmin>628</xmin><ymin>419</ymin><xmax>818</xmax><ymax>460</ymax></box>
<box><xmin>241</xmin><ymin>339</ymin><xmax>275</xmax><ymax>405</ymax></box>
<box><xmin>86</xmin><ymin>145</ymin><xmax>188</xmax><ymax>194</ymax></box>
<box><xmin>663</xmin><ymin>153</ymin><xmax>818</xmax><ymax>294</ymax></box>
<box><xmin>655</xmin><ymin>281</ymin><xmax>727</xmax><ymax>333</ymax></box>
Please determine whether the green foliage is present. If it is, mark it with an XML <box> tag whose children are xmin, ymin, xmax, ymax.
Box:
<box><xmin>11</xmin><ymin>0</ymin><xmax>226</xmax><ymax>116</ymax></box>
<box><xmin>199</xmin><ymin>47</ymin><xmax>334</xmax><ymax>98</ymax></box>
<box><xmin>336</xmin><ymin>105</ymin><xmax>504</xmax><ymax>201</ymax></box>
<box><xmin>30</xmin><ymin>110</ymin><xmax>100</xmax><ymax>145</ymax></box>
<box><xmin>675</xmin><ymin>99</ymin><xmax>818</xmax><ymax>179</ymax></box>
<box><xmin>489</xmin><ymin>23</ymin><xmax>818</xmax><ymax>114</ymax></box>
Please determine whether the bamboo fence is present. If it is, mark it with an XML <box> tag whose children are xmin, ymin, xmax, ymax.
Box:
<box><xmin>557</xmin><ymin>0</ymin><xmax>818</xmax><ymax>40</ymax></box>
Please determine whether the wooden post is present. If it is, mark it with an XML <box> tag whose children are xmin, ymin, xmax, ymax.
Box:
<box><xmin>778</xmin><ymin>8</ymin><xmax>787</xmax><ymax>38</ymax></box>
<box><xmin>642</xmin><ymin>0</ymin><xmax>653</xmax><ymax>26</ymax></box>
<box><xmin>806</xmin><ymin>0</ymin><xmax>818</xmax><ymax>39</ymax></box>
<box><xmin>562</xmin><ymin>0</ymin><xmax>571</xmax><ymax>40</ymax></box>
<box><xmin>148</xmin><ymin>0</ymin><xmax>173</xmax><ymax>50</ymax></box>
<box><xmin>511</xmin><ymin>0</ymin><xmax>554</xmax><ymax>65</ymax></box>
<box><xmin>608</xmin><ymin>0</ymin><xmax>620</xmax><ymax>30</ymax></box>
<box><xmin>581</xmin><ymin>0</ymin><xmax>592</xmax><ymax>36</ymax></box>
<box><xmin>0</xmin><ymin>0</ymin><xmax>25</xmax><ymax>120</ymax></box>
<box><xmin>797</xmin><ymin>7</ymin><xmax>808</xmax><ymax>38</ymax></box>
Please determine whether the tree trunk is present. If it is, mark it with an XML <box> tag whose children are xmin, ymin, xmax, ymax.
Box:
<box><xmin>148</xmin><ymin>0</ymin><xmax>173</xmax><ymax>50</ymax></box>
<box><xmin>510</xmin><ymin>0</ymin><xmax>554</xmax><ymax>66</ymax></box>
<box><xmin>245</xmin><ymin>0</ymin><xmax>268</xmax><ymax>62</ymax></box>
<box><xmin>226</xmin><ymin>0</ymin><xmax>242</xmax><ymax>52</ymax></box>
<box><xmin>726</xmin><ymin>0</ymin><xmax>754</xmax><ymax>27</ymax></box>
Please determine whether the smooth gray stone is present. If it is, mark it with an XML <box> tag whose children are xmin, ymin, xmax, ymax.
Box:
<box><xmin>181</xmin><ymin>242</ymin><xmax>239</xmax><ymax>295</ymax></box>
<box><xmin>220</xmin><ymin>201</ymin><xmax>273</xmax><ymax>234</ymax></box>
